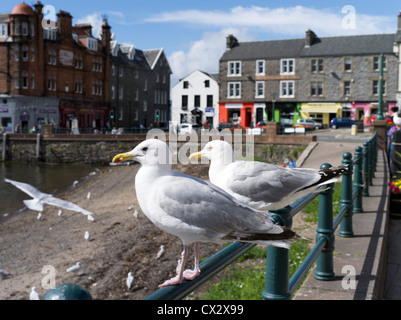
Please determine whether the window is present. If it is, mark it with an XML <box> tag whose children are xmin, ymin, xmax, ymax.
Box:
<box><xmin>133</xmin><ymin>108</ymin><xmax>139</xmax><ymax>121</ymax></box>
<box><xmin>31</xmin><ymin>47</ymin><xmax>35</xmax><ymax>62</ymax></box>
<box><xmin>256</xmin><ymin>60</ymin><xmax>265</xmax><ymax>75</ymax></box>
<box><xmin>280</xmin><ymin>81</ymin><xmax>294</xmax><ymax>98</ymax></box>
<box><xmin>22</xmin><ymin>72</ymin><xmax>28</xmax><ymax>89</ymax></box>
<box><xmin>15</xmin><ymin>45</ymin><xmax>19</xmax><ymax>61</ymax></box>
<box><xmin>72</xmin><ymin>33</ymin><xmax>78</xmax><ymax>43</ymax></box>
<box><xmin>44</xmin><ymin>28</ymin><xmax>57</xmax><ymax>40</ymax></box>
<box><xmin>31</xmin><ymin>23</ymin><xmax>35</xmax><ymax>37</ymax></box>
<box><xmin>194</xmin><ymin>95</ymin><xmax>200</xmax><ymax>108</ymax></box>
<box><xmin>143</xmin><ymin>100</ymin><xmax>147</xmax><ymax>112</ymax></box>
<box><xmin>111</xmin><ymin>86</ymin><xmax>115</xmax><ymax>99</ymax></box>
<box><xmin>14</xmin><ymin>22</ymin><xmax>20</xmax><ymax>35</ymax></box>
<box><xmin>87</xmin><ymin>38</ymin><xmax>97</xmax><ymax>51</ymax></box>
<box><xmin>22</xmin><ymin>45</ymin><xmax>28</xmax><ymax>61</ymax></box>
<box><xmin>156</xmin><ymin>74</ymin><xmax>160</xmax><ymax>83</ymax></box>
<box><xmin>144</xmin><ymin>79</ymin><xmax>147</xmax><ymax>91</ymax></box>
<box><xmin>280</xmin><ymin>59</ymin><xmax>295</xmax><ymax>75</ymax></box>
<box><xmin>372</xmin><ymin>80</ymin><xmax>386</xmax><ymax>95</ymax></box>
<box><xmin>14</xmin><ymin>72</ymin><xmax>19</xmax><ymax>89</ymax></box>
<box><xmin>204</xmin><ymin>80</ymin><xmax>210</xmax><ymax>88</ymax></box>
<box><xmin>75</xmin><ymin>78</ymin><xmax>83</xmax><ymax>94</ymax></box>
<box><xmin>311</xmin><ymin>59</ymin><xmax>323</xmax><ymax>72</ymax></box>
<box><xmin>111</xmin><ymin>64</ymin><xmax>115</xmax><ymax>76</ymax></box>
<box><xmin>0</xmin><ymin>23</ymin><xmax>8</xmax><ymax>37</ymax></box>
<box><xmin>310</xmin><ymin>81</ymin><xmax>323</xmax><ymax>96</ymax></box>
<box><xmin>135</xmin><ymin>88</ymin><xmax>139</xmax><ymax>101</ymax></box>
<box><xmin>255</xmin><ymin>81</ymin><xmax>265</xmax><ymax>98</ymax></box>
<box><xmin>48</xmin><ymin>75</ymin><xmax>56</xmax><ymax>91</ymax></box>
<box><xmin>119</xmin><ymin>87</ymin><xmax>124</xmax><ymax>100</ymax></box>
<box><xmin>22</xmin><ymin>22</ymin><xmax>28</xmax><ymax>36</ymax></box>
<box><xmin>373</xmin><ymin>56</ymin><xmax>387</xmax><ymax>71</ymax></box>
<box><xmin>207</xmin><ymin>95</ymin><xmax>213</xmax><ymax>108</ymax></box>
<box><xmin>118</xmin><ymin>107</ymin><xmax>123</xmax><ymax>121</ymax></box>
<box><xmin>344</xmin><ymin>81</ymin><xmax>351</xmax><ymax>96</ymax></box>
<box><xmin>228</xmin><ymin>61</ymin><xmax>241</xmax><ymax>76</ymax></box>
<box><xmin>93</xmin><ymin>58</ymin><xmax>102</xmax><ymax>72</ymax></box>
<box><xmin>31</xmin><ymin>73</ymin><xmax>35</xmax><ymax>89</ymax></box>
<box><xmin>344</xmin><ymin>57</ymin><xmax>352</xmax><ymax>72</ymax></box>
<box><xmin>120</xmin><ymin>66</ymin><xmax>124</xmax><ymax>77</ymax></box>
<box><xmin>75</xmin><ymin>55</ymin><xmax>83</xmax><ymax>69</ymax></box>
<box><xmin>48</xmin><ymin>49</ymin><xmax>57</xmax><ymax>65</ymax></box>
<box><xmin>228</xmin><ymin>82</ymin><xmax>241</xmax><ymax>98</ymax></box>
<box><xmin>183</xmin><ymin>81</ymin><xmax>189</xmax><ymax>89</ymax></box>
<box><xmin>181</xmin><ymin>95</ymin><xmax>188</xmax><ymax>110</ymax></box>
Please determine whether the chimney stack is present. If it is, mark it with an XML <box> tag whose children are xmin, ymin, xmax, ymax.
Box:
<box><xmin>305</xmin><ymin>29</ymin><xmax>317</xmax><ymax>47</ymax></box>
<box><xmin>398</xmin><ymin>11</ymin><xmax>401</xmax><ymax>30</ymax></box>
<box><xmin>226</xmin><ymin>34</ymin><xmax>238</xmax><ymax>50</ymax></box>
<box><xmin>57</xmin><ymin>10</ymin><xmax>72</xmax><ymax>36</ymax></box>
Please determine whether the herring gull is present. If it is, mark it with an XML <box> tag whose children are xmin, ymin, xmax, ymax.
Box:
<box><xmin>112</xmin><ymin>139</ymin><xmax>297</xmax><ymax>288</ymax></box>
<box><xmin>126</xmin><ymin>272</ymin><xmax>134</xmax><ymax>290</ymax></box>
<box><xmin>190</xmin><ymin>140</ymin><xmax>346</xmax><ymax>211</ymax></box>
<box><xmin>5</xmin><ymin>178</ymin><xmax>95</xmax><ymax>218</ymax></box>
<box><xmin>30</xmin><ymin>287</ymin><xmax>40</xmax><ymax>300</ymax></box>
<box><xmin>156</xmin><ymin>245</ymin><xmax>165</xmax><ymax>259</ymax></box>
<box><xmin>66</xmin><ymin>262</ymin><xmax>81</xmax><ymax>273</ymax></box>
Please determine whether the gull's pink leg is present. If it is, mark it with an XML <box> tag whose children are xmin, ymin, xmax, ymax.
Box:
<box><xmin>158</xmin><ymin>244</ymin><xmax>188</xmax><ymax>288</ymax></box>
<box><xmin>183</xmin><ymin>242</ymin><xmax>201</xmax><ymax>280</ymax></box>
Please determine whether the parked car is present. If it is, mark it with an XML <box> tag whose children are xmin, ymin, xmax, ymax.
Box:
<box><xmin>178</xmin><ymin>123</ymin><xmax>201</xmax><ymax>134</ymax></box>
<box><xmin>255</xmin><ymin>121</ymin><xmax>267</xmax><ymax>129</ymax></box>
<box><xmin>330</xmin><ymin>117</ymin><xmax>355</xmax><ymax>129</ymax></box>
<box><xmin>218</xmin><ymin>122</ymin><xmax>244</xmax><ymax>131</ymax></box>
<box><xmin>296</xmin><ymin>118</ymin><xmax>322</xmax><ymax>130</ymax></box>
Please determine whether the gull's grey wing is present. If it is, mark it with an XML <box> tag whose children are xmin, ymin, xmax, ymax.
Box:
<box><xmin>224</xmin><ymin>161</ymin><xmax>321</xmax><ymax>204</ymax></box>
<box><xmin>4</xmin><ymin>178</ymin><xmax>47</xmax><ymax>199</ymax></box>
<box><xmin>45</xmin><ymin>196</ymin><xmax>94</xmax><ymax>216</ymax></box>
<box><xmin>156</xmin><ymin>172</ymin><xmax>283</xmax><ymax>237</ymax></box>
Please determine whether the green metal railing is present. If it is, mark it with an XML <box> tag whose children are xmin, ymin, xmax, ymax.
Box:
<box><xmin>145</xmin><ymin>131</ymin><xmax>378</xmax><ymax>300</ymax></box>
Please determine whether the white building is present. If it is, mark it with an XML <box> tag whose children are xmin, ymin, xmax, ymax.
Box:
<box><xmin>171</xmin><ymin>70</ymin><xmax>219</xmax><ymax>128</ymax></box>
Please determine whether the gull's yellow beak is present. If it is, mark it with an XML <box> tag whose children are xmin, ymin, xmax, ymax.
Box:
<box><xmin>189</xmin><ymin>151</ymin><xmax>203</xmax><ymax>160</ymax></box>
<box><xmin>112</xmin><ymin>152</ymin><xmax>135</xmax><ymax>163</ymax></box>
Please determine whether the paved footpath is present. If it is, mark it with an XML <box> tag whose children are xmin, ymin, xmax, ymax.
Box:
<box><xmin>293</xmin><ymin>139</ymin><xmax>391</xmax><ymax>300</ymax></box>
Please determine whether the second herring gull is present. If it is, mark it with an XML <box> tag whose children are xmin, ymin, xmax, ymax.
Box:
<box><xmin>112</xmin><ymin>139</ymin><xmax>297</xmax><ymax>288</ymax></box>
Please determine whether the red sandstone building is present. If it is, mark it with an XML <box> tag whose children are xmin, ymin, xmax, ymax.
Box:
<box><xmin>0</xmin><ymin>2</ymin><xmax>111</xmax><ymax>133</ymax></box>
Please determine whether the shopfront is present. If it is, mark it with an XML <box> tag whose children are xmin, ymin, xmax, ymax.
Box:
<box><xmin>300</xmin><ymin>103</ymin><xmax>342</xmax><ymax>128</ymax></box>
<box><xmin>351</xmin><ymin>101</ymin><xmax>397</xmax><ymax>126</ymax></box>
<box><xmin>219</xmin><ymin>102</ymin><xmax>267</xmax><ymax>128</ymax></box>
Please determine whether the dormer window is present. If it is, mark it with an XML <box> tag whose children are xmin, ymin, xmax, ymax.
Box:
<box><xmin>87</xmin><ymin>38</ymin><xmax>97</xmax><ymax>51</ymax></box>
<box><xmin>44</xmin><ymin>28</ymin><xmax>57</xmax><ymax>40</ymax></box>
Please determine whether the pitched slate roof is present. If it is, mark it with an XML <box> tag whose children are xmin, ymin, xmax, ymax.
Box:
<box><xmin>221</xmin><ymin>33</ymin><xmax>397</xmax><ymax>61</ymax></box>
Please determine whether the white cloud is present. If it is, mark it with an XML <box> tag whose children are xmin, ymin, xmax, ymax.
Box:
<box><xmin>168</xmin><ymin>28</ymin><xmax>253</xmax><ymax>86</ymax></box>
<box><xmin>146</xmin><ymin>5</ymin><xmax>395</xmax><ymax>37</ymax></box>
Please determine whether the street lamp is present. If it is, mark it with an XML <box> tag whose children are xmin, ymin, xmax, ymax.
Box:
<box><xmin>376</xmin><ymin>54</ymin><xmax>385</xmax><ymax>121</ymax></box>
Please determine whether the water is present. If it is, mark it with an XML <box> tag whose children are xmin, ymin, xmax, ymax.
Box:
<box><xmin>0</xmin><ymin>162</ymin><xmax>98</xmax><ymax>218</ymax></box>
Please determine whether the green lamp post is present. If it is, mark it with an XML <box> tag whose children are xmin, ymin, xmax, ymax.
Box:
<box><xmin>376</xmin><ymin>54</ymin><xmax>385</xmax><ymax>121</ymax></box>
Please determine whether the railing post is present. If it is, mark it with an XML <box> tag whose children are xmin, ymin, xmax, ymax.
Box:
<box><xmin>362</xmin><ymin>141</ymin><xmax>370</xmax><ymax>197</ymax></box>
<box><xmin>353</xmin><ymin>146</ymin><xmax>363</xmax><ymax>213</ymax></box>
<box><xmin>314</xmin><ymin>163</ymin><xmax>335</xmax><ymax>281</ymax></box>
<box><xmin>262</xmin><ymin>206</ymin><xmax>292</xmax><ymax>300</ymax></box>
<box><xmin>339</xmin><ymin>152</ymin><xmax>354</xmax><ymax>237</ymax></box>
<box><xmin>368</xmin><ymin>139</ymin><xmax>374</xmax><ymax>185</ymax></box>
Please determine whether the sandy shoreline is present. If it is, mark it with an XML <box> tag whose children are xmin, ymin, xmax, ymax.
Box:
<box><xmin>0</xmin><ymin>162</ymin><xmax>225</xmax><ymax>300</ymax></box>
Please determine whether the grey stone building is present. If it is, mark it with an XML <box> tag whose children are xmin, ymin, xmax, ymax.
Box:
<box><xmin>110</xmin><ymin>41</ymin><xmax>171</xmax><ymax>131</ymax></box>
<box><xmin>219</xmin><ymin>13</ymin><xmax>400</xmax><ymax>128</ymax></box>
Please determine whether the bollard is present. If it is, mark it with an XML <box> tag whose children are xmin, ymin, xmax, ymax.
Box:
<box><xmin>353</xmin><ymin>146</ymin><xmax>363</xmax><ymax>213</ymax></box>
<box><xmin>262</xmin><ymin>206</ymin><xmax>292</xmax><ymax>300</ymax></box>
<box><xmin>339</xmin><ymin>152</ymin><xmax>354</xmax><ymax>237</ymax></box>
<box><xmin>314</xmin><ymin>163</ymin><xmax>335</xmax><ymax>281</ymax></box>
<box><xmin>368</xmin><ymin>139</ymin><xmax>374</xmax><ymax>185</ymax></box>
<box><xmin>362</xmin><ymin>142</ymin><xmax>370</xmax><ymax>197</ymax></box>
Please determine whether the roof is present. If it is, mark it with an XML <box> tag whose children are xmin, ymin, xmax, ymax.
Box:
<box><xmin>221</xmin><ymin>33</ymin><xmax>397</xmax><ymax>61</ymax></box>
<box><xmin>11</xmin><ymin>2</ymin><xmax>34</xmax><ymax>16</ymax></box>
<box><xmin>0</xmin><ymin>13</ymin><xmax>10</xmax><ymax>23</ymax></box>
<box><xmin>143</xmin><ymin>49</ymin><xmax>162</xmax><ymax>69</ymax></box>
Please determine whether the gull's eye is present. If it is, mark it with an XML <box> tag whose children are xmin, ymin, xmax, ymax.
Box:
<box><xmin>142</xmin><ymin>147</ymin><xmax>148</xmax><ymax>152</ymax></box>
<box><xmin>208</xmin><ymin>147</ymin><xmax>212</xmax><ymax>151</ymax></box>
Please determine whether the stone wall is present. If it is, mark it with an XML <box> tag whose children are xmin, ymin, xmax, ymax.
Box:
<box><xmin>1</xmin><ymin>130</ymin><xmax>312</xmax><ymax>165</ymax></box>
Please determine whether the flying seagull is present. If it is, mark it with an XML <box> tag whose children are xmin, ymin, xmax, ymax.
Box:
<box><xmin>4</xmin><ymin>178</ymin><xmax>95</xmax><ymax>218</ymax></box>
<box><xmin>112</xmin><ymin>139</ymin><xmax>297</xmax><ymax>288</ymax></box>
<box><xmin>66</xmin><ymin>262</ymin><xmax>81</xmax><ymax>273</ymax></box>
<box><xmin>190</xmin><ymin>140</ymin><xmax>346</xmax><ymax>211</ymax></box>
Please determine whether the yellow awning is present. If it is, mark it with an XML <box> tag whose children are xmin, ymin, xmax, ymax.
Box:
<box><xmin>300</xmin><ymin>103</ymin><xmax>342</xmax><ymax>114</ymax></box>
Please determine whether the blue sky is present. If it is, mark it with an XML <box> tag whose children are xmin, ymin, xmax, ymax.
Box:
<box><xmin>4</xmin><ymin>1</ymin><xmax>400</xmax><ymax>84</ymax></box>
